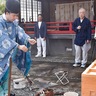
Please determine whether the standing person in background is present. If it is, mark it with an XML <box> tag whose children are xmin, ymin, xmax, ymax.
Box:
<box><xmin>21</xmin><ymin>18</ymin><xmax>25</xmax><ymax>23</ymax></box>
<box><xmin>20</xmin><ymin>18</ymin><xmax>25</xmax><ymax>28</ymax></box>
<box><xmin>72</xmin><ymin>8</ymin><xmax>92</xmax><ymax>68</ymax></box>
<box><xmin>34</xmin><ymin>14</ymin><xmax>47</xmax><ymax>58</ymax></box>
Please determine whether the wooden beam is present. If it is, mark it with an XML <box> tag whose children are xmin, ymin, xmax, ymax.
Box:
<box><xmin>41</xmin><ymin>0</ymin><xmax>50</xmax><ymax>22</ymax></box>
<box><xmin>94</xmin><ymin>0</ymin><xmax>96</xmax><ymax>20</ymax></box>
<box><xmin>50</xmin><ymin>0</ymin><xmax>91</xmax><ymax>3</ymax></box>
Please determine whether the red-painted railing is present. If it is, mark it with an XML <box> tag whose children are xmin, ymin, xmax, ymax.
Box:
<box><xmin>23</xmin><ymin>20</ymin><xmax>96</xmax><ymax>35</ymax></box>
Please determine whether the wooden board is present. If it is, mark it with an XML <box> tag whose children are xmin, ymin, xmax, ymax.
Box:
<box><xmin>56</xmin><ymin>4</ymin><xmax>60</xmax><ymax>21</ymax></box>
<box><xmin>50</xmin><ymin>2</ymin><xmax>55</xmax><ymax>21</ymax></box>
<box><xmin>55</xmin><ymin>1</ymin><xmax>94</xmax><ymax>21</ymax></box>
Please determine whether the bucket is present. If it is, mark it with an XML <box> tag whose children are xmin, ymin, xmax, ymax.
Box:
<box><xmin>13</xmin><ymin>78</ymin><xmax>27</xmax><ymax>89</ymax></box>
<box><xmin>64</xmin><ymin>92</ymin><xmax>78</xmax><ymax>96</ymax></box>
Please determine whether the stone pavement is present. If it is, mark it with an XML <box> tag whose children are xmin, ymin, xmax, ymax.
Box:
<box><xmin>10</xmin><ymin>55</ymin><xmax>93</xmax><ymax>96</ymax></box>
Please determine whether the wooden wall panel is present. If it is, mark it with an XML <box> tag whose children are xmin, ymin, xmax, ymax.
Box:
<box><xmin>73</xmin><ymin>2</ymin><xmax>78</xmax><ymax>20</ymax></box>
<box><xmin>60</xmin><ymin>4</ymin><xmax>64</xmax><ymax>21</ymax></box>
<box><xmin>56</xmin><ymin>3</ymin><xmax>73</xmax><ymax>21</ymax></box>
<box><xmin>65</xmin><ymin>4</ymin><xmax>70</xmax><ymax>21</ymax></box>
<box><xmin>50</xmin><ymin>2</ymin><xmax>55</xmax><ymax>21</ymax></box>
<box><xmin>55</xmin><ymin>1</ymin><xmax>94</xmax><ymax>21</ymax></box>
<box><xmin>84</xmin><ymin>2</ymin><xmax>89</xmax><ymax>18</ymax></box>
<box><xmin>70</xmin><ymin>3</ymin><xmax>73</xmax><ymax>21</ymax></box>
<box><xmin>56</xmin><ymin>4</ymin><xmax>60</xmax><ymax>21</ymax></box>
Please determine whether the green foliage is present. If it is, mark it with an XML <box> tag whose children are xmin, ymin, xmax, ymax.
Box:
<box><xmin>0</xmin><ymin>3</ymin><xmax>5</xmax><ymax>15</ymax></box>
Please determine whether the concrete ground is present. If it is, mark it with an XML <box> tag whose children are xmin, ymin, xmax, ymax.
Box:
<box><xmin>11</xmin><ymin>54</ymin><xmax>92</xmax><ymax>96</ymax></box>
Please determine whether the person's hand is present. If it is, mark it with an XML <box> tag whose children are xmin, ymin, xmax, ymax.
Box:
<box><xmin>94</xmin><ymin>36</ymin><xmax>96</xmax><ymax>40</ymax></box>
<box><xmin>18</xmin><ymin>45</ymin><xmax>28</xmax><ymax>52</ymax></box>
<box><xmin>28</xmin><ymin>39</ymin><xmax>37</xmax><ymax>45</ymax></box>
<box><xmin>77</xmin><ymin>26</ymin><xmax>81</xmax><ymax>30</ymax></box>
<box><xmin>34</xmin><ymin>37</ymin><xmax>37</xmax><ymax>40</ymax></box>
<box><xmin>86</xmin><ymin>40</ymin><xmax>90</xmax><ymax>44</ymax></box>
<box><xmin>43</xmin><ymin>37</ymin><xmax>46</xmax><ymax>41</ymax></box>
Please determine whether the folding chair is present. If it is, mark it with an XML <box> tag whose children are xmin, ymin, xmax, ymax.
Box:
<box><xmin>55</xmin><ymin>71</ymin><xmax>69</xmax><ymax>85</ymax></box>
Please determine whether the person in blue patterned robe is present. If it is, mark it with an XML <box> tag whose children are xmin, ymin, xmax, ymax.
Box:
<box><xmin>0</xmin><ymin>0</ymin><xmax>36</xmax><ymax>96</ymax></box>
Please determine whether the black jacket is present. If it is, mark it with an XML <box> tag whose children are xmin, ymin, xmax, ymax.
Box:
<box><xmin>34</xmin><ymin>22</ymin><xmax>47</xmax><ymax>38</ymax></box>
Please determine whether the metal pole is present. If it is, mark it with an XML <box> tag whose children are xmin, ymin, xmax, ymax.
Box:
<box><xmin>26</xmin><ymin>0</ymin><xmax>28</xmax><ymax>22</ymax></box>
<box><xmin>31</xmin><ymin>0</ymin><xmax>33</xmax><ymax>22</ymax></box>
<box><xmin>8</xmin><ymin>58</ymin><xmax>12</xmax><ymax>96</ymax></box>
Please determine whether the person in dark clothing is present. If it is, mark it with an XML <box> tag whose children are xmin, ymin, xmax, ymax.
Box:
<box><xmin>34</xmin><ymin>14</ymin><xmax>47</xmax><ymax>58</ymax></box>
<box><xmin>72</xmin><ymin>8</ymin><xmax>92</xmax><ymax>68</ymax></box>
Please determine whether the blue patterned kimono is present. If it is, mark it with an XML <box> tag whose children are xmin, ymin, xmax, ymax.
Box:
<box><xmin>0</xmin><ymin>14</ymin><xmax>32</xmax><ymax>95</ymax></box>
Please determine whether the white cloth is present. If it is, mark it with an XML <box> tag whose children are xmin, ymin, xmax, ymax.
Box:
<box><xmin>38</xmin><ymin>22</ymin><xmax>42</xmax><ymax>29</ymax></box>
<box><xmin>37</xmin><ymin>37</ymin><xmax>46</xmax><ymax>56</ymax></box>
<box><xmin>75</xmin><ymin>43</ymin><xmax>91</xmax><ymax>64</ymax></box>
<box><xmin>80</xmin><ymin>19</ymin><xmax>83</xmax><ymax>23</ymax></box>
<box><xmin>2</xmin><ymin>13</ymin><xmax>7</xmax><ymax>20</ymax></box>
<box><xmin>94</xmin><ymin>27</ymin><xmax>96</xmax><ymax>39</ymax></box>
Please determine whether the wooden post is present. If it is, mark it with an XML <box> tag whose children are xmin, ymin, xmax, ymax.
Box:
<box><xmin>8</xmin><ymin>58</ymin><xmax>12</xmax><ymax>96</ymax></box>
<box><xmin>94</xmin><ymin>0</ymin><xmax>96</xmax><ymax>20</ymax></box>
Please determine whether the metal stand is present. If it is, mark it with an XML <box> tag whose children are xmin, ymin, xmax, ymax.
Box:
<box><xmin>55</xmin><ymin>71</ymin><xmax>69</xmax><ymax>85</ymax></box>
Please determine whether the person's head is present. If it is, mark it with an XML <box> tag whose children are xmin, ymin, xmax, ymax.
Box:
<box><xmin>5</xmin><ymin>0</ymin><xmax>20</xmax><ymax>22</ymax></box>
<box><xmin>78</xmin><ymin>8</ymin><xmax>86</xmax><ymax>19</ymax></box>
<box><xmin>38</xmin><ymin>14</ymin><xmax>43</xmax><ymax>22</ymax></box>
<box><xmin>21</xmin><ymin>18</ymin><xmax>25</xmax><ymax>22</ymax></box>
